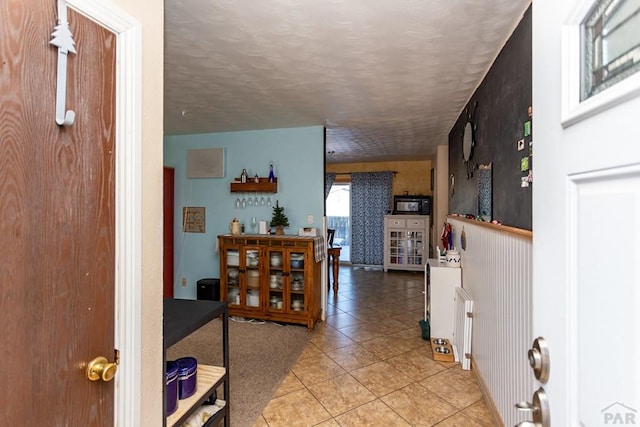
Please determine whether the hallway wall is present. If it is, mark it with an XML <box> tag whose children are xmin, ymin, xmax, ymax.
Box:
<box><xmin>448</xmin><ymin>6</ymin><xmax>532</xmax><ymax>230</ymax></box>
<box><xmin>449</xmin><ymin>217</ymin><xmax>533</xmax><ymax>426</ymax></box>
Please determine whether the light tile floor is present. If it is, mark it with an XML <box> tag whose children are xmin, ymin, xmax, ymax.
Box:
<box><xmin>252</xmin><ymin>266</ymin><xmax>495</xmax><ymax>427</ymax></box>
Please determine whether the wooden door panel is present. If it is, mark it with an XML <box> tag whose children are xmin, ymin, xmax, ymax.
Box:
<box><xmin>164</xmin><ymin>167</ymin><xmax>175</xmax><ymax>298</ymax></box>
<box><xmin>0</xmin><ymin>2</ymin><xmax>116</xmax><ymax>425</ymax></box>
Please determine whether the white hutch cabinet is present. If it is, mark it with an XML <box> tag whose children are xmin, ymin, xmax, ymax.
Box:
<box><xmin>383</xmin><ymin>215</ymin><xmax>429</xmax><ymax>272</ymax></box>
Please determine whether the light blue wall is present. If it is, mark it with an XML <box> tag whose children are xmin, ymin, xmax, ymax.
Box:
<box><xmin>164</xmin><ymin>126</ymin><xmax>325</xmax><ymax>299</ymax></box>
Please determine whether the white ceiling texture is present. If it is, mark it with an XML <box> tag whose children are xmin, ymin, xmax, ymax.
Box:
<box><xmin>164</xmin><ymin>0</ymin><xmax>531</xmax><ymax>163</ymax></box>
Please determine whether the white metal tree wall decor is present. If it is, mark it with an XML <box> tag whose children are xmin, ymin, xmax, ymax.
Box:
<box><xmin>50</xmin><ymin>0</ymin><xmax>77</xmax><ymax>126</ymax></box>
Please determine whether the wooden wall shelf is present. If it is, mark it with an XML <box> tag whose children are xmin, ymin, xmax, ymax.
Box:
<box><xmin>230</xmin><ymin>178</ymin><xmax>277</xmax><ymax>193</ymax></box>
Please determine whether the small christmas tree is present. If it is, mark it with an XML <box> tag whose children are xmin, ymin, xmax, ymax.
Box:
<box><xmin>270</xmin><ymin>201</ymin><xmax>289</xmax><ymax>235</ymax></box>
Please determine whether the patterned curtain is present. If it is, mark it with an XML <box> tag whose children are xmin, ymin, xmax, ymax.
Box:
<box><xmin>350</xmin><ymin>172</ymin><xmax>393</xmax><ymax>266</ymax></box>
<box><xmin>324</xmin><ymin>173</ymin><xmax>336</xmax><ymax>199</ymax></box>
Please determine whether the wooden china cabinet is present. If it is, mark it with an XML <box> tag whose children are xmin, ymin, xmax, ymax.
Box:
<box><xmin>218</xmin><ymin>234</ymin><xmax>323</xmax><ymax>330</ymax></box>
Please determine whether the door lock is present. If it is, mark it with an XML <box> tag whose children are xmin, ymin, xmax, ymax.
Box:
<box><xmin>515</xmin><ymin>387</ymin><xmax>550</xmax><ymax>427</ymax></box>
<box><xmin>528</xmin><ymin>337</ymin><xmax>550</xmax><ymax>383</ymax></box>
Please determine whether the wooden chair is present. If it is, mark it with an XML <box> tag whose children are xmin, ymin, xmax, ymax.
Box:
<box><xmin>327</xmin><ymin>228</ymin><xmax>335</xmax><ymax>247</ymax></box>
<box><xmin>326</xmin><ymin>229</ymin><xmax>341</xmax><ymax>293</ymax></box>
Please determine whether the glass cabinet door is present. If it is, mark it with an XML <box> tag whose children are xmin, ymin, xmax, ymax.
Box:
<box><xmin>225</xmin><ymin>248</ymin><xmax>240</xmax><ymax>306</ymax></box>
<box><xmin>267</xmin><ymin>249</ymin><xmax>285</xmax><ymax>312</ymax></box>
<box><xmin>244</xmin><ymin>248</ymin><xmax>261</xmax><ymax>309</ymax></box>
<box><xmin>289</xmin><ymin>250</ymin><xmax>306</xmax><ymax>312</ymax></box>
<box><xmin>389</xmin><ymin>230</ymin><xmax>406</xmax><ymax>265</ymax></box>
<box><xmin>406</xmin><ymin>231</ymin><xmax>424</xmax><ymax>266</ymax></box>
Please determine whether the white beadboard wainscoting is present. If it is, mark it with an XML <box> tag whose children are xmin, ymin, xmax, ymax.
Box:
<box><xmin>448</xmin><ymin>217</ymin><xmax>533</xmax><ymax>427</ymax></box>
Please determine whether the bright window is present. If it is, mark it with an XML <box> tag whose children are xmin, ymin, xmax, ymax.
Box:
<box><xmin>326</xmin><ymin>184</ymin><xmax>350</xmax><ymax>262</ymax></box>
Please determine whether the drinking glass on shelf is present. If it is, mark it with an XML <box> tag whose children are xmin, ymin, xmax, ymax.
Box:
<box><xmin>235</xmin><ymin>196</ymin><xmax>241</xmax><ymax>209</ymax></box>
<box><xmin>260</xmin><ymin>195</ymin><xmax>266</xmax><ymax>206</ymax></box>
<box><xmin>247</xmin><ymin>194</ymin><xmax>253</xmax><ymax>207</ymax></box>
<box><xmin>251</xmin><ymin>216</ymin><xmax>257</xmax><ymax>233</ymax></box>
<box><xmin>253</xmin><ymin>193</ymin><xmax>259</xmax><ymax>206</ymax></box>
<box><xmin>241</xmin><ymin>194</ymin><xmax>247</xmax><ymax>209</ymax></box>
<box><xmin>266</xmin><ymin>197</ymin><xmax>272</xmax><ymax>207</ymax></box>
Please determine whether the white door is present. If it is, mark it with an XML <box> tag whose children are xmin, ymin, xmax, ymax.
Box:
<box><xmin>533</xmin><ymin>0</ymin><xmax>640</xmax><ymax>425</ymax></box>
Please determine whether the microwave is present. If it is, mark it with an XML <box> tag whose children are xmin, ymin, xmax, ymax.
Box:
<box><xmin>393</xmin><ymin>195</ymin><xmax>431</xmax><ymax>215</ymax></box>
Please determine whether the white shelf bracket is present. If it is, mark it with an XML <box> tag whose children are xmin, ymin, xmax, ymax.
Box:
<box><xmin>50</xmin><ymin>0</ymin><xmax>77</xmax><ymax>126</ymax></box>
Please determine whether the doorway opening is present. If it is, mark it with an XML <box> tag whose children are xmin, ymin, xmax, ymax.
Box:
<box><xmin>326</xmin><ymin>183</ymin><xmax>351</xmax><ymax>262</ymax></box>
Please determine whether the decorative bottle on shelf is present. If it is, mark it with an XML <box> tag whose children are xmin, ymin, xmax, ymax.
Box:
<box><xmin>240</xmin><ymin>168</ymin><xmax>248</xmax><ymax>183</ymax></box>
<box><xmin>268</xmin><ymin>162</ymin><xmax>275</xmax><ymax>183</ymax></box>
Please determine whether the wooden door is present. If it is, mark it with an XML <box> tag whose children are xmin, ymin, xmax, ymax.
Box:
<box><xmin>0</xmin><ymin>2</ymin><xmax>117</xmax><ymax>425</ymax></box>
<box><xmin>533</xmin><ymin>0</ymin><xmax>640</xmax><ymax>424</ymax></box>
<box><xmin>163</xmin><ymin>167</ymin><xmax>175</xmax><ymax>298</ymax></box>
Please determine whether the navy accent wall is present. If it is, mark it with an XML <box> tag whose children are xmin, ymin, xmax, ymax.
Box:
<box><xmin>448</xmin><ymin>6</ymin><xmax>532</xmax><ymax>230</ymax></box>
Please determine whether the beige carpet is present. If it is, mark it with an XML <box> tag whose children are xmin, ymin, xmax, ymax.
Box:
<box><xmin>166</xmin><ymin>317</ymin><xmax>312</xmax><ymax>427</ymax></box>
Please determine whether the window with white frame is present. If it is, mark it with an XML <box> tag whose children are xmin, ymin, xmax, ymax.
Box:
<box><xmin>582</xmin><ymin>0</ymin><xmax>640</xmax><ymax>100</ymax></box>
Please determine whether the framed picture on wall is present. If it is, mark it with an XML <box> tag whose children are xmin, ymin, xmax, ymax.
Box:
<box><xmin>183</xmin><ymin>207</ymin><xmax>205</xmax><ymax>233</ymax></box>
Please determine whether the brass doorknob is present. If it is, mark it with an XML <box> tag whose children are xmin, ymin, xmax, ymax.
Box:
<box><xmin>86</xmin><ymin>356</ymin><xmax>118</xmax><ymax>382</ymax></box>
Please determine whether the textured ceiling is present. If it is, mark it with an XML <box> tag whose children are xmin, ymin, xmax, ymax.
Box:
<box><xmin>164</xmin><ymin>0</ymin><xmax>531</xmax><ymax>163</ymax></box>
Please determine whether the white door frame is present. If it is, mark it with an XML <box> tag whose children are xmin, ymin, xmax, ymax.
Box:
<box><xmin>66</xmin><ymin>1</ymin><xmax>142</xmax><ymax>425</ymax></box>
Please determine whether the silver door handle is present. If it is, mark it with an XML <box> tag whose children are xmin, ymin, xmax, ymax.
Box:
<box><xmin>515</xmin><ymin>401</ymin><xmax>536</xmax><ymax>412</ymax></box>
<box><xmin>514</xmin><ymin>387</ymin><xmax>549</xmax><ymax>427</ymax></box>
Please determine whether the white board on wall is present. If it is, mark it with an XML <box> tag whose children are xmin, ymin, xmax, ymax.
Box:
<box><xmin>186</xmin><ymin>148</ymin><xmax>224</xmax><ymax>178</ymax></box>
